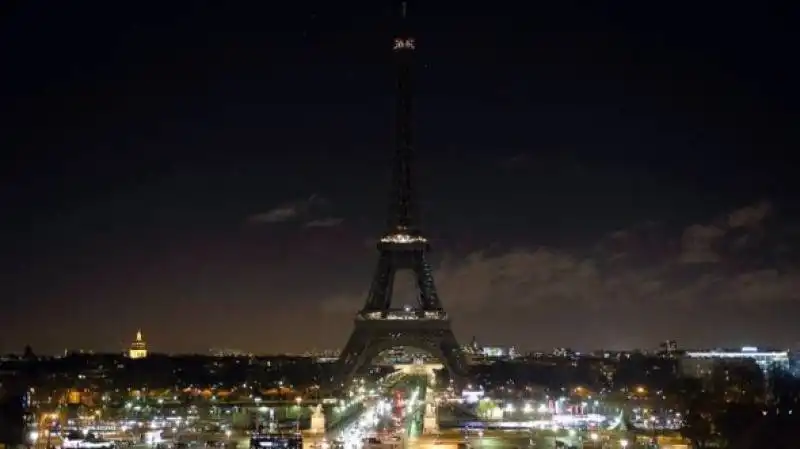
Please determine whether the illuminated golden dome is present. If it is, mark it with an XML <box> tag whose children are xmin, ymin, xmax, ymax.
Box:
<box><xmin>128</xmin><ymin>329</ymin><xmax>148</xmax><ymax>359</ymax></box>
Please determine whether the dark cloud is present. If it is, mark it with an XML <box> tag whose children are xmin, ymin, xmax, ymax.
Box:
<box><xmin>319</xmin><ymin>201</ymin><xmax>797</xmax><ymax>334</ymax></box>
<box><xmin>13</xmin><ymin>199</ymin><xmax>793</xmax><ymax>353</ymax></box>
<box><xmin>247</xmin><ymin>194</ymin><xmax>329</xmax><ymax>224</ymax></box>
<box><xmin>498</xmin><ymin>153</ymin><xmax>532</xmax><ymax>170</ymax></box>
<box><xmin>304</xmin><ymin>217</ymin><xmax>344</xmax><ymax>228</ymax></box>
<box><xmin>728</xmin><ymin>201</ymin><xmax>772</xmax><ymax>229</ymax></box>
<box><xmin>248</xmin><ymin>207</ymin><xmax>299</xmax><ymax>224</ymax></box>
<box><xmin>679</xmin><ymin>224</ymin><xmax>725</xmax><ymax>264</ymax></box>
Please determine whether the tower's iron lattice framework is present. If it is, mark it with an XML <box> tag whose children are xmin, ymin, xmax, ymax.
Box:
<box><xmin>333</xmin><ymin>3</ymin><xmax>469</xmax><ymax>388</ymax></box>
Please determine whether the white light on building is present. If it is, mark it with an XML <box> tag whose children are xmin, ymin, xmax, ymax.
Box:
<box><xmin>683</xmin><ymin>346</ymin><xmax>789</xmax><ymax>376</ymax></box>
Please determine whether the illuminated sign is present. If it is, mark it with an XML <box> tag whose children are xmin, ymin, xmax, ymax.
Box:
<box><xmin>393</xmin><ymin>38</ymin><xmax>415</xmax><ymax>50</ymax></box>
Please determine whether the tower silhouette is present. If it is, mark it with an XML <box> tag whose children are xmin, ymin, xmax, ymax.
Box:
<box><xmin>332</xmin><ymin>2</ymin><xmax>469</xmax><ymax>387</ymax></box>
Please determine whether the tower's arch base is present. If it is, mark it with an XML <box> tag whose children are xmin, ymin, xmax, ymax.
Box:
<box><xmin>331</xmin><ymin>318</ymin><xmax>469</xmax><ymax>390</ymax></box>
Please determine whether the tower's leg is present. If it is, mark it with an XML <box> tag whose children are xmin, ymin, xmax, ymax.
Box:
<box><xmin>412</xmin><ymin>253</ymin><xmax>443</xmax><ymax>310</ymax></box>
<box><xmin>364</xmin><ymin>252</ymin><xmax>396</xmax><ymax>310</ymax></box>
<box><xmin>332</xmin><ymin>328</ymin><xmax>370</xmax><ymax>390</ymax></box>
<box><xmin>435</xmin><ymin>328</ymin><xmax>470</xmax><ymax>387</ymax></box>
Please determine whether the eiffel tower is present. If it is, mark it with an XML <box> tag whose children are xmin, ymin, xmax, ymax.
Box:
<box><xmin>332</xmin><ymin>2</ymin><xmax>469</xmax><ymax>388</ymax></box>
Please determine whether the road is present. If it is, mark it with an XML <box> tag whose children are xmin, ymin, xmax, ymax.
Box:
<box><xmin>403</xmin><ymin>430</ymin><xmax>567</xmax><ymax>449</ymax></box>
<box><xmin>322</xmin><ymin>376</ymin><xmax>596</xmax><ymax>449</ymax></box>
<box><xmin>322</xmin><ymin>398</ymin><xmax>400</xmax><ymax>447</ymax></box>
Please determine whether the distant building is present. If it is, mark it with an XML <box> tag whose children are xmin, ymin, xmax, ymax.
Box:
<box><xmin>128</xmin><ymin>330</ymin><xmax>148</xmax><ymax>359</ymax></box>
<box><xmin>681</xmin><ymin>346</ymin><xmax>789</xmax><ymax>378</ymax></box>
<box><xmin>210</xmin><ymin>348</ymin><xmax>251</xmax><ymax>357</ymax></box>
<box><xmin>462</xmin><ymin>337</ymin><xmax>518</xmax><ymax>363</ymax></box>
<box><xmin>480</xmin><ymin>346</ymin><xmax>518</xmax><ymax>359</ymax></box>
<box><xmin>552</xmin><ymin>348</ymin><xmax>575</xmax><ymax>358</ymax></box>
<box><xmin>660</xmin><ymin>340</ymin><xmax>679</xmax><ymax>356</ymax></box>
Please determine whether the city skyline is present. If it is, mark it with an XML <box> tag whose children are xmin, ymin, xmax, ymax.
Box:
<box><xmin>7</xmin><ymin>328</ymin><xmax>792</xmax><ymax>357</ymax></box>
<box><xmin>3</xmin><ymin>2</ymin><xmax>798</xmax><ymax>353</ymax></box>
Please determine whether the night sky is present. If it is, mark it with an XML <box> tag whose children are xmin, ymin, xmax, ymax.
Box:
<box><xmin>3</xmin><ymin>2</ymin><xmax>798</xmax><ymax>355</ymax></box>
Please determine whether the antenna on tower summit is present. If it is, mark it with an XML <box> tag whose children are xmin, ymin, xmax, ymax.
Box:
<box><xmin>401</xmin><ymin>1</ymin><xmax>407</xmax><ymax>18</ymax></box>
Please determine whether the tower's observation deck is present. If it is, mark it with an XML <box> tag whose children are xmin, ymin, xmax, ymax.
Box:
<box><xmin>378</xmin><ymin>230</ymin><xmax>428</xmax><ymax>251</ymax></box>
<box><xmin>380</xmin><ymin>232</ymin><xmax>427</xmax><ymax>245</ymax></box>
<box><xmin>359</xmin><ymin>309</ymin><xmax>448</xmax><ymax>321</ymax></box>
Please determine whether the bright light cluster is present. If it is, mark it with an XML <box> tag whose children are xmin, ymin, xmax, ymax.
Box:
<box><xmin>362</xmin><ymin>310</ymin><xmax>445</xmax><ymax>321</ymax></box>
<box><xmin>685</xmin><ymin>349</ymin><xmax>789</xmax><ymax>359</ymax></box>
<box><xmin>380</xmin><ymin>233</ymin><xmax>427</xmax><ymax>244</ymax></box>
<box><xmin>337</xmin><ymin>395</ymin><xmax>396</xmax><ymax>448</ymax></box>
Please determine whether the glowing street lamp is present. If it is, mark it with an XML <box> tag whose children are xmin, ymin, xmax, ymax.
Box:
<box><xmin>295</xmin><ymin>397</ymin><xmax>303</xmax><ymax>433</ymax></box>
<box><xmin>620</xmin><ymin>439</ymin><xmax>629</xmax><ymax>448</ymax></box>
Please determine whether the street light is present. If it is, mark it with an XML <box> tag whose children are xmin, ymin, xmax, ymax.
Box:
<box><xmin>619</xmin><ymin>439</ymin><xmax>629</xmax><ymax>448</ymax></box>
<box><xmin>268</xmin><ymin>407</ymin><xmax>275</xmax><ymax>432</ymax></box>
<box><xmin>295</xmin><ymin>397</ymin><xmax>303</xmax><ymax>433</ymax></box>
<box><xmin>649</xmin><ymin>415</ymin><xmax>658</xmax><ymax>446</ymax></box>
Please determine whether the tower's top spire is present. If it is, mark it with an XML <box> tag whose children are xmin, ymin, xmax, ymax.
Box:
<box><xmin>136</xmin><ymin>329</ymin><xmax>143</xmax><ymax>342</ymax></box>
<box><xmin>386</xmin><ymin>0</ymin><xmax>420</xmax><ymax>238</ymax></box>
